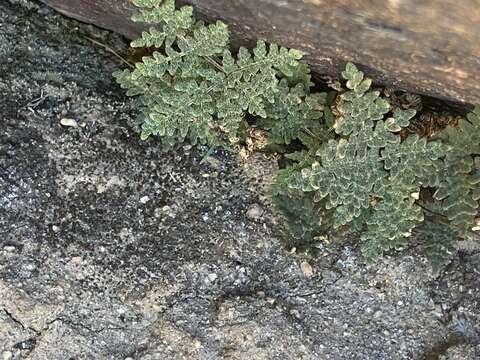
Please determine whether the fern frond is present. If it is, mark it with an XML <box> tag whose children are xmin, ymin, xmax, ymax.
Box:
<box><xmin>287</xmin><ymin>63</ymin><xmax>466</xmax><ymax>260</ymax></box>
<box><xmin>114</xmin><ymin>0</ymin><xmax>305</xmax><ymax>147</ymax></box>
<box><xmin>434</xmin><ymin>108</ymin><xmax>480</xmax><ymax>236</ymax></box>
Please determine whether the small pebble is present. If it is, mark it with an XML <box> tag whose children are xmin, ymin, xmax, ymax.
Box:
<box><xmin>2</xmin><ymin>351</ymin><xmax>13</xmax><ymax>360</ymax></box>
<box><xmin>290</xmin><ymin>309</ymin><xmax>302</xmax><ymax>319</ymax></box>
<box><xmin>52</xmin><ymin>225</ymin><xmax>60</xmax><ymax>233</ymax></box>
<box><xmin>301</xmin><ymin>261</ymin><xmax>314</xmax><ymax>277</ymax></box>
<box><xmin>140</xmin><ymin>196</ymin><xmax>150</xmax><ymax>204</ymax></box>
<box><xmin>246</xmin><ymin>203</ymin><xmax>264</xmax><ymax>220</ymax></box>
<box><xmin>207</xmin><ymin>273</ymin><xmax>218</xmax><ymax>282</ymax></box>
<box><xmin>60</xmin><ymin>118</ymin><xmax>78</xmax><ymax>127</ymax></box>
<box><xmin>70</xmin><ymin>256</ymin><xmax>82</xmax><ymax>264</ymax></box>
<box><xmin>204</xmin><ymin>156</ymin><xmax>222</xmax><ymax>170</ymax></box>
<box><xmin>156</xmin><ymin>205</ymin><xmax>176</xmax><ymax>219</ymax></box>
<box><xmin>192</xmin><ymin>338</ymin><xmax>202</xmax><ymax>350</ymax></box>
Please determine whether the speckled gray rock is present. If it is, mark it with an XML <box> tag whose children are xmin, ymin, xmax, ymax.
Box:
<box><xmin>1</xmin><ymin>1</ymin><xmax>479</xmax><ymax>359</ymax></box>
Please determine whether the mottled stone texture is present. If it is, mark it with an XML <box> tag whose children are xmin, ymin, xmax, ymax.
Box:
<box><xmin>38</xmin><ymin>0</ymin><xmax>480</xmax><ymax>105</ymax></box>
<box><xmin>1</xmin><ymin>1</ymin><xmax>480</xmax><ymax>359</ymax></box>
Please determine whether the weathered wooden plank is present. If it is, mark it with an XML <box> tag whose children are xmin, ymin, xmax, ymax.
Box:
<box><xmin>39</xmin><ymin>0</ymin><xmax>480</xmax><ymax>105</ymax></box>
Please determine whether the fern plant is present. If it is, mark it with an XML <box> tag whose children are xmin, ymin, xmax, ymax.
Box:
<box><xmin>283</xmin><ymin>64</ymin><xmax>479</xmax><ymax>266</ymax></box>
<box><xmin>115</xmin><ymin>0</ymin><xmax>480</xmax><ymax>270</ymax></box>
<box><xmin>113</xmin><ymin>0</ymin><xmax>310</xmax><ymax>149</ymax></box>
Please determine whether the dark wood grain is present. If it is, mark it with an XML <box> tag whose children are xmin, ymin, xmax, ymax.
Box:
<box><xmin>39</xmin><ymin>0</ymin><xmax>480</xmax><ymax>105</ymax></box>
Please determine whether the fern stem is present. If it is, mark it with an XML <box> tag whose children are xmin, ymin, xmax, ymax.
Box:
<box><xmin>417</xmin><ymin>201</ymin><xmax>479</xmax><ymax>236</ymax></box>
<box><xmin>85</xmin><ymin>36</ymin><xmax>134</xmax><ymax>69</ymax></box>
<box><xmin>415</xmin><ymin>201</ymin><xmax>448</xmax><ymax>219</ymax></box>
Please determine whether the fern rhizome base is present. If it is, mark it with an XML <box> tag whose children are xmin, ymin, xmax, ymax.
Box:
<box><xmin>114</xmin><ymin>0</ymin><xmax>480</xmax><ymax>271</ymax></box>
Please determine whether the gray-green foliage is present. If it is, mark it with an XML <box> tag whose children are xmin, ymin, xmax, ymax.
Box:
<box><xmin>417</xmin><ymin>220</ymin><xmax>457</xmax><ymax>273</ymax></box>
<box><xmin>434</xmin><ymin>109</ymin><xmax>480</xmax><ymax>236</ymax></box>
<box><xmin>284</xmin><ymin>63</ymin><xmax>479</xmax><ymax>263</ymax></box>
<box><xmin>257</xmin><ymin>80</ymin><xmax>326</xmax><ymax>145</ymax></box>
<box><xmin>114</xmin><ymin>0</ymin><xmax>310</xmax><ymax>149</ymax></box>
<box><xmin>115</xmin><ymin>0</ymin><xmax>480</xmax><ymax>269</ymax></box>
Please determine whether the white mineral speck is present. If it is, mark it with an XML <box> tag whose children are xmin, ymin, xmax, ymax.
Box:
<box><xmin>60</xmin><ymin>118</ymin><xmax>78</xmax><ymax>127</ymax></box>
